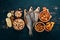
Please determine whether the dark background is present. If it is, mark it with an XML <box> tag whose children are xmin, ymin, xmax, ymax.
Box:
<box><xmin>0</xmin><ymin>0</ymin><xmax>60</xmax><ymax>40</ymax></box>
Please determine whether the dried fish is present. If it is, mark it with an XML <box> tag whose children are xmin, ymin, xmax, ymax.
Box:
<box><xmin>33</xmin><ymin>7</ymin><xmax>40</xmax><ymax>26</ymax></box>
<box><xmin>24</xmin><ymin>9</ymin><xmax>33</xmax><ymax>36</ymax></box>
<box><xmin>28</xmin><ymin>6</ymin><xmax>35</xmax><ymax>23</ymax></box>
<box><xmin>24</xmin><ymin>9</ymin><xmax>27</xmax><ymax>22</ymax></box>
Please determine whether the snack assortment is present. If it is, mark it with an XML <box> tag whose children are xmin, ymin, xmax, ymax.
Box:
<box><xmin>34</xmin><ymin>7</ymin><xmax>55</xmax><ymax>32</ymax></box>
<box><xmin>5</xmin><ymin>9</ymin><xmax>25</xmax><ymax>31</ymax></box>
<box><xmin>5</xmin><ymin>7</ymin><xmax>55</xmax><ymax>33</ymax></box>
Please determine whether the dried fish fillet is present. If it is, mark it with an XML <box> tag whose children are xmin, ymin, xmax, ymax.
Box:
<box><xmin>24</xmin><ymin>9</ymin><xmax>27</xmax><ymax>23</ymax></box>
<box><xmin>33</xmin><ymin>7</ymin><xmax>40</xmax><ymax>26</ymax></box>
<box><xmin>28</xmin><ymin>6</ymin><xmax>35</xmax><ymax>23</ymax></box>
<box><xmin>24</xmin><ymin>9</ymin><xmax>33</xmax><ymax>36</ymax></box>
<box><xmin>34</xmin><ymin>7</ymin><xmax>40</xmax><ymax>22</ymax></box>
<box><xmin>26</xmin><ymin>14</ymin><xmax>33</xmax><ymax>35</ymax></box>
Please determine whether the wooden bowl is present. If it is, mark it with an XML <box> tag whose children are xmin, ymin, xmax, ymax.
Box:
<box><xmin>34</xmin><ymin>22</ymin><xmax>45</xmax><ymax>32</ymax></box>
<box><xmin>39</xmin><ymin>9</ymin><xmax>51</xmax><ymax>22</ymax></box>
<box><xmin>13</xmin><ymin>19</ymin><xmax>25</xmax><ymax>30</ymax></box>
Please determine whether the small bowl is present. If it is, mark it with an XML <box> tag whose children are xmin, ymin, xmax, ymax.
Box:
<box><xmin>39</xmin><ymin>9</ymin><xmax>51</xmax><ymax>22</ymax></box>
<box><xmin>34</xmin><ymin>22</ymin><xmax>45</xmax><ymax>32</ymax></box>
<box><xmin>13</xmin><ymin>19</ymin><xmax>25</xmax><ymax>30</ymax></box>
